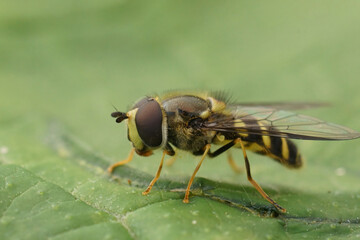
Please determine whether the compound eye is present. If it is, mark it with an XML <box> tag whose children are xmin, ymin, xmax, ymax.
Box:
<box><xmin>135</xmin><ymin>99</ymin><xmax>163</xmax><ymax>148</ymax></box>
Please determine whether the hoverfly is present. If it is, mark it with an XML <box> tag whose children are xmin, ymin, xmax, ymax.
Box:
<box><xmin>108</xmin><ymin>91</ymin><xmax>360</xmax><ymax>213</ymax></box>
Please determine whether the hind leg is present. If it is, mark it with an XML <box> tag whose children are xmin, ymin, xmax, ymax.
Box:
<box><xmin>235</xmin><ymin>138</ymin><xmax>287</xmax><ymax>213</ymax></box>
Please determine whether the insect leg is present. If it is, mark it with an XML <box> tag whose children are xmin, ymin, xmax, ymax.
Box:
<box><xmin>142</xmin><ymin>151</ymin><xmax>166</xmax><ymax>195</ymax></box>
<box><xmin>183</xmin><ymin>144</ymin><xmax>211</xmax><ymax>203</ymax></box>
<box><xmin>164</xmin><ymin>143</ymin><xmax>177</xmax><ymax>166</ymax></box>
<box><xmin>207</xmin><ymin>141</ymin><xmax>235</xmax><ymax>157</ymax></box>
<box><xmin>227</xmin><ymin>151</ymin><xmax>242</xmax><ymax>173</ymax></box>
<box><xmin>107</xmin><ymin>148</ymin><xmax>135</xmax><ymax>173</ymax></box>
<box><xmin>207</xmin><ymin>141</ymin><xmax>241</xmax><ymax>173</ymax></box>
<box><xmin>166</xmin><ymin>155</ymin><xmax>177</xmax><ymax>166</ymax></box>
<box><xmin>236</xmin><ymin>138</ymin><xmax>287</xmax><ymax>213</ymax></box>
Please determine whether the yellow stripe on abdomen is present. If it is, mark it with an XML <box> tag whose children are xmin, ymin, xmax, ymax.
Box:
<box><xmin>281</xmin><ymin>138</ymin><xmax>289</xmax><ymax>160</ymax></box>
<box><xmin>262</xmin><ymin>135</ymin><xmax>271</xmax><ymax>149</ymax></box>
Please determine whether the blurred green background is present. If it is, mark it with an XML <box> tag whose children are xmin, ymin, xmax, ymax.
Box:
<box><xmin>1</xmin><ymin>1</ymin><xmax>360</xmax><ymax>239</ymax></box>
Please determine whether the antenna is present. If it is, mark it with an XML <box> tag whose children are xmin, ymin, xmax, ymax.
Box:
<box><xmin>111</xmin><ymin>111</ymin><xmax>128</xmax><ymax>123</ymax></box>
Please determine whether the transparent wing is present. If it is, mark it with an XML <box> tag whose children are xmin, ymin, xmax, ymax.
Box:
<box><xmin>203</xmin><ymin>106</ymin><xmax>360</xmax><ymax>140</ymax></box>
<box><xmin>229</xmin><ymin>102</ymin><xmax>329</xmax><ymax>110</ymax></box>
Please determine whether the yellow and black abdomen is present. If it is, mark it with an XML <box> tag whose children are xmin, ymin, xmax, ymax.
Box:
<box><xmin>228</xmin><ymin>116</ymin><xmax>303</xmax><ymax>169</ymax></box>
<box><xmin>243</xmin><ymin>134</ymin><xmax>303</xmax><ymax>169</ymax></box>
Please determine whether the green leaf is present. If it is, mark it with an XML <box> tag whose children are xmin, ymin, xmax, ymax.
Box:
<box><xmin>0</xmin><ymin>164</ymin><xmax>132</xmax><ymax>240</ymax></box>
<box><xmin>2</xmin><ymin>1</ymin><xmax>360</xmax><ymax>239</ymax></box>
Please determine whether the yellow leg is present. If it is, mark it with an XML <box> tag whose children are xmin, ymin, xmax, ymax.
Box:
<box><xmin>183</xmin><ymin>144</ymin><xmax>211</xmax><ymax>203</ymax></box>
<box><xmin>142</xmin><ymin>151</ymin><xmax>166</xmax><ymax>195</ymax></box>
<box><xmin>227</xmin><ymin>151</ymin><xmax>242</xmax><ymax>173</ymax></box>
<box><xmin>166</xmin><ymin>155</ymin><xmax>177</xmax><ymax>167</ymax></box>
<box><xmin>107</xmin><ymin>148</ymin><xmax>135</xmax><ymax>173</ymax></box>
<box><xmin>236</xmin><ymin>138</ymin><xmax>286</xmax><ymax>213</ymax></box>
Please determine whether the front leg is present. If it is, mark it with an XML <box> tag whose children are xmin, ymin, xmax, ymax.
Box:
<box><xmin>164</xmin><ymin>143</ymin><xmax>176</xmax><ymax>156</ymax></box>
<box><xmin>107</xmin><ymin>148</ymin><xmax>135</xmax><ymax>173</ymax></box>
<box><xmin>183</xmin><ymin>144</ymin><xmax>211</xmax><ymax>203</ymax></box>
<box><xmin>143</xmin><ymin>144</ymin><xmax>176</xmax><ymax>195</ymax></box>
<box><xmin>142</xmin><ymin>151</ymin><xmax>167</xmax><ymax>195</ymax></box>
